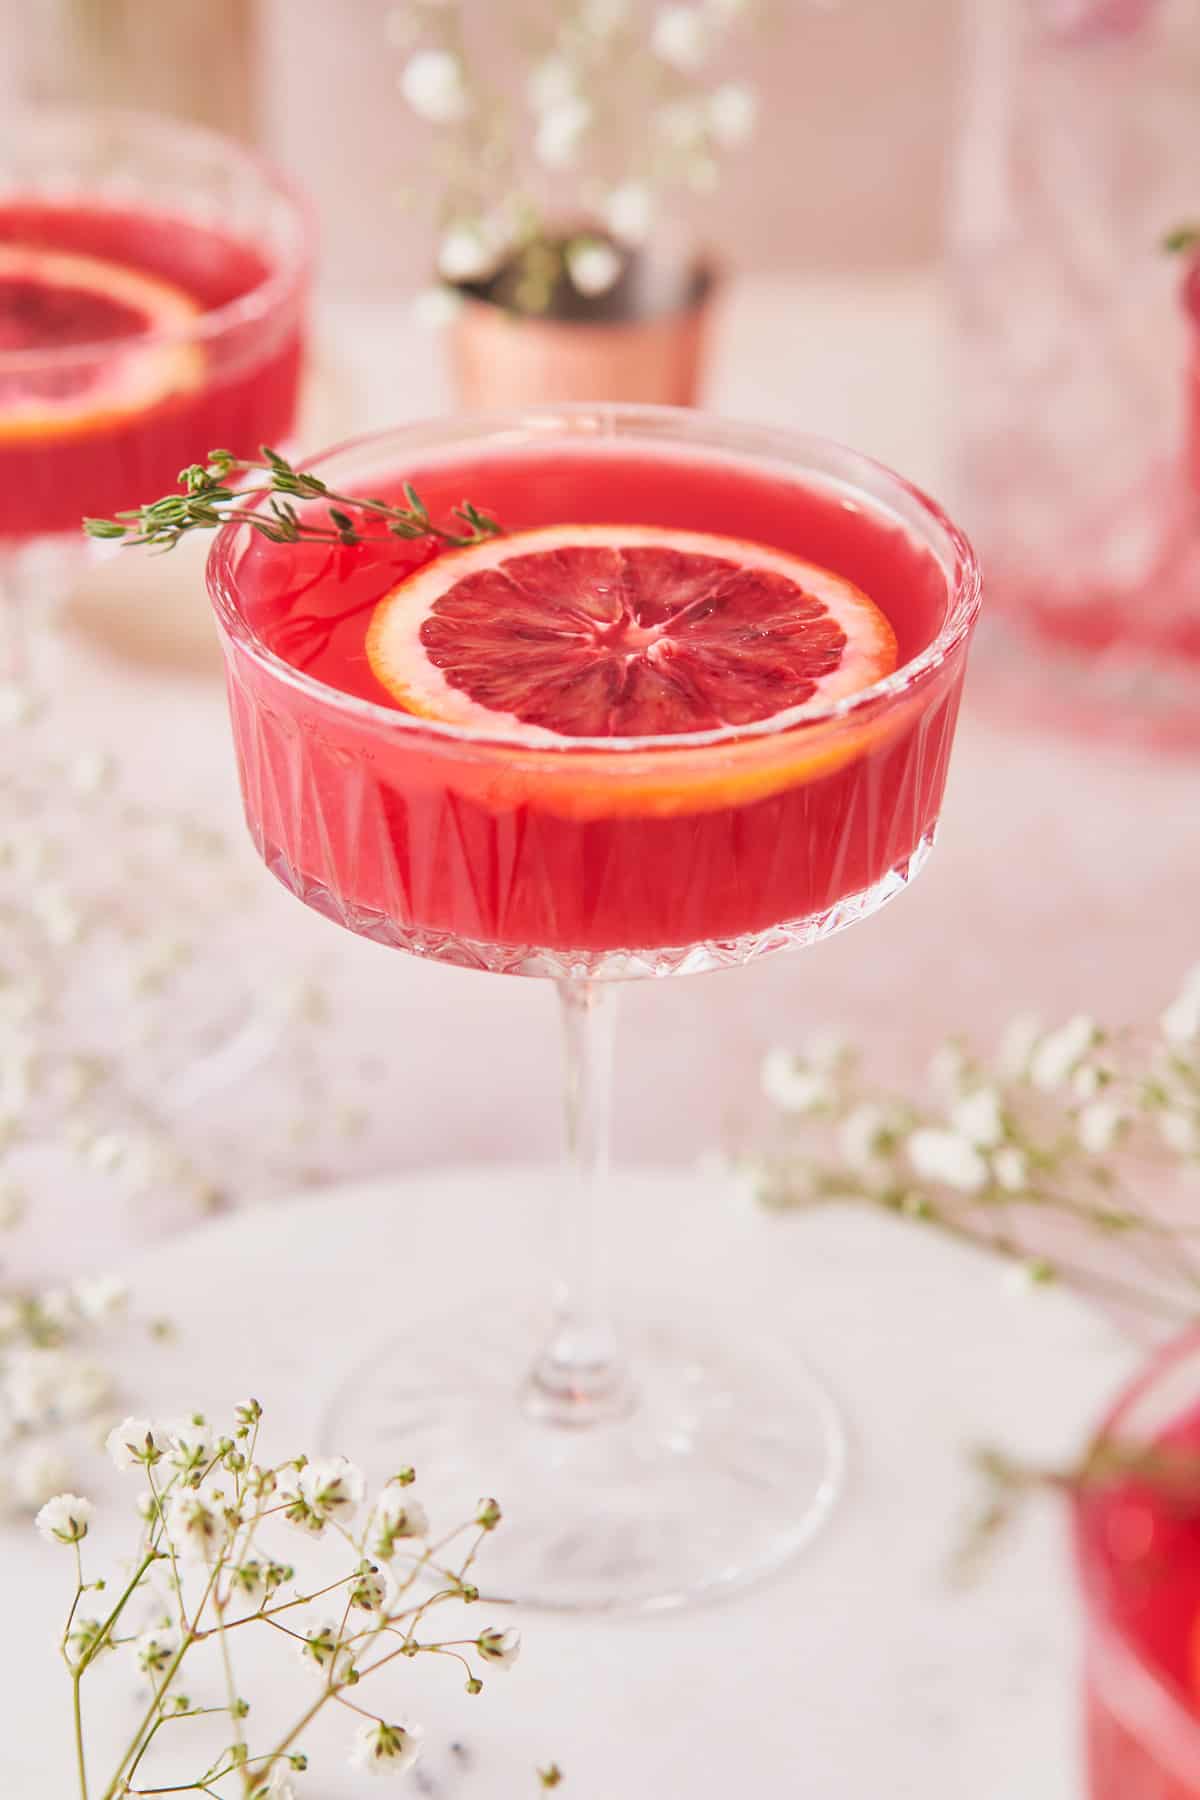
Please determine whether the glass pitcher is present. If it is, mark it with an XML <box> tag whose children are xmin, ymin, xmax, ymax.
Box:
<box><xmin>949</xmin><ymin>0</ymin><xmax>1200</xmax><ymax>747</ymax></box>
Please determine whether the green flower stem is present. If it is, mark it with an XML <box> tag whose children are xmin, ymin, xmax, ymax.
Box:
<box><xmin>83</xmin><ymin>450</ymin><xmax>502</xmax><ymax>555</ymax></box>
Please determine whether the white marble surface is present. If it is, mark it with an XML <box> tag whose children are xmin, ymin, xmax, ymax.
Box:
<box><xmin>3</xmin><ymin>1168</ymin><xmax>1139</xmax><ymax>1799</ymax></box>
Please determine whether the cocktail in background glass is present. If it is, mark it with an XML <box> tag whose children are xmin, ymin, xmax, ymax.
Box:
<box><xmin>1074</xmin><ymin>1329</ymin><xmax>1200</xmax><ymax>1798</ymax></box>
<box><xmin>0</xmin><ymin>105</ymin><xmax>310</xmax><ymax>696</ymax></box>
<box><xmin>207</xmin><ymin>406</ymin><xmax>982</xmax><ymax>1611</ymax></box>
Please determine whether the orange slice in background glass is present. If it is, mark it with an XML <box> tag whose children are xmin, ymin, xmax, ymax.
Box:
<box><xmin>0</xmin><ymin>244</ymin><xmax>204</xmax><ymax>443</ymax></box>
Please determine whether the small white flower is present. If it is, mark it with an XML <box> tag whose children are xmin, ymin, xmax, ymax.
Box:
<box><xmin>436</xmin><ymin>223</ymin><xmax>496</xmax><ymax>284</ymax></box>
<box><xmin>708</xmin><ymin>81</ymin><xmax>757</xmax><ymax>146</ymax></box>
<box><xmin>350</xmin><ymin>1564</ymin><xmax>394</xmax><ymax>1612</ymax></box>
<box><xmin>14</xmin><ymin>1445</ymin><xmax>71</xmax><ymax>1509</ymax></box>
<box><xmin>411</xmin><ymin>285</ymin><xmax>463</xmax><ymax>329</ymax></box>
<box><xmin>565</xmin><ymin>238</ymin><xmax>623</xmax><ymax>298</ymax></box>
<box><xmin>5</xmin><ymin>1350</ymin><xmax>112</xmax><ymax>1428</ymax></box>
<box><xmin>603</xmin><ymin>181</ymin><xmax>655</xmax><ymax>245</ymax></box>
<box><xmin>299</xmin><ymin>1619</ymin><xmax>356</xmax><ymax>1683</ymax></box>
<box><xmin>35</xmin><ymin>1492</ymin><xmax>92</xmax><ymax>1545</ymax></box>
<box><xmin>32</xmin><ymin>886</ymin><xmax>83</xmax><ymax>947</ymax></box>
<box><xmin>907</xmin><ymin>1128</ymin><xmax>990</xmax><ymax>1195</ymax></box>
<box><xmin>1072</xmin><ymin>1064</ymin><xmax>1103</xmax><ymax>1100</ymax></box>
<box><xmin>838</xmin><ymin>1104</ymin><xmax>901</xmax><ymax>1172</ymax></box>
<box><xmin>165</xmin><ymin>1480</ymin><xmax>234</xmax><ymax>1563</ymax></box>
<box><xmin>992</xmin><ymin>1146</ymin><xmax>1029</xmax><ymax>1193</ymax></box>
<box><xmin>135</xmin><ymin>1625</ymin><xmax>178</xmax><ymax>1676</ymax></box>
<box><xmin>280</xmin><ymin>1457</ymin><xmax>365</xmax><ymax>1535</ymax></box>
<box><xmin>351</xmin><ymin>1718</ymin><xmax>423</xmax><ymax>1777</ymax></box>
<box><xmin>86</xmin><ymin>1132</ymin><xmax>130</xmax><ymax>1176</ymax></box>
<box><xmin>165</xmin><ymin>1419</ymin><xmax>212</xmax><ymax>1476</ymax></box>
<box><xmin>951</xmin><ymin>1087</ymin><xmax>1006</xmax><ymax>1150</ymax></box>
<box><xmin>997</xmin><ymin>1013</ymin><xmax>1044</xmax><ymax>1080</ymax></box>
<box><xmin>527</xmin><ymin>55</ymin><xmax>576</xmax><ymax>113</ymax></box>
<box><xmin>1077</xmin><ymin>1101</ymin><xmax>1125</xmax><ymax>1155</ymax></box>
<box><xmin>1161</xmin><ymin>1111</ymin><xmax>1200</xmax><ymax>1156</ymax></box>
<box><xmin>106</xmin><ymin>1418</ymin><xmax>161</xmax><ymax>1472</ymax></box>
<box><xmin>534</xmin><ymin>95</ymin><xmax>592</xmax><ymax>168</ymax></box>
<box><xmin>399</xmin><ymin>49</ymin><xmax>470</xmax><ymax>124</ymax></box>
<box><xmin>68</xmin><ymin>748</ymin><xmax>114</xmax><ymax>797</ymax></box>
<box><xmin>371</xmin><ymin>1487</ymin><xmax>430</xmax><ymax>1557</ymax></box>
<box><xmin>476</xmin><ymin>1625</ymin><xmax>521</xmax><ymax>1670</ymax></box>
<box><xmin>1029</xmin><ymin>1016</ymin><xmax>1099</xmax><ymax>1092</ymax></box>
<box><xmin>652</xmin><ymin>4</ymin><xmax>710</xmax><ymax>70</ymax></box>
<box><xmin>761</xmin><ymin>1049</ymin><xmax>834</xmax><ymax>1115</ymax></box>
<box><xmin>71</xmin><ymin>1275</ymin><xmax>128</xmax><ymax>1323</ymax></box>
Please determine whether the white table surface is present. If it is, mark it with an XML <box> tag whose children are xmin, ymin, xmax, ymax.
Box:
<box><xmin>4</xmin><ymin>1167</ymin><xmax>1138</xmax><ymax>1799</ymax></box>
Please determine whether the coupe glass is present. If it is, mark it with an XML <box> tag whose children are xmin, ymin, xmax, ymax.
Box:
<box><xmin>206</xmin><ymin>406</ymin><xmax>982</xmax><ymax>1612</ymax></box>
<box><xmin>0</xmin><ymin>104</ymin><xmax>311</xmax><ymax>705</ymax></box>
<box><xmin>1074</xmin><ymin>1329</ymin><xmax>1200</xmax><ymax>1799</ymax></box>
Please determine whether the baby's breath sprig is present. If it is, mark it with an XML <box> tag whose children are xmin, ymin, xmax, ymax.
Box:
<box><xmin>83</xmin><ymin>447</ymin><xmax>502</xmax><ymax>555</ymax></box>
<box><xmin>39</xmin><ymin>1401</ymin><xmax>533</xmax><ymax>1799</ymax></box>
<box><xmin>955</xmin><ymin>1434</ymin><xmax>1200</xmax><ymax>1586</ymax></box>
<box><xmin>748</xmin><ymin>962</ymin><xmax>1200</xmax><ymax>1322</ymax></box>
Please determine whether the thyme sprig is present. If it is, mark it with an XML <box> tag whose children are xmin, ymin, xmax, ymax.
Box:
<box><xmin>84</xmin><ymin>447</ymin><xmax>502</xmax><ymax>554</ymax></box>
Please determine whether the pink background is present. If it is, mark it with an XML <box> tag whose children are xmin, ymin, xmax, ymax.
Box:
<box><xmin>2</xmin><ymin>0</ymin><xmax>956</xmax><ymax>288</ymax></box>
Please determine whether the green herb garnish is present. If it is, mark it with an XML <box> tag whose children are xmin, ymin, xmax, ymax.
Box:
<box><xmin>84</xmin><ymin>447</ymin><xmax>502</xmax><ymax>553</ymax></box>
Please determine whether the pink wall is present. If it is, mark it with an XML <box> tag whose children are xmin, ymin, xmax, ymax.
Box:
<box><xmin>257</xmin><ymin>0</ymin><xmax>956</xmax><ymax>296</ymax></box>
<box><xmin>0</xmin><ymin>1</ymin><xmax>956</xmax><ymax>293</ymax></box>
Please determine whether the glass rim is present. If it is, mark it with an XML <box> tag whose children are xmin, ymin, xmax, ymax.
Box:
<box><xmin>1074</xmin><ymin>1323</ymin><xmax>1200</xmax><ymax>1775</ymax></box>
<box><xmin>0</xmin><ymin>103</ymin><xmax>314</xmax><ymax>372</ymax></box>
<box><xmin>206</xmin><ymin>404</ymin><xmax>983</xmax><ymax>758</ymax></box>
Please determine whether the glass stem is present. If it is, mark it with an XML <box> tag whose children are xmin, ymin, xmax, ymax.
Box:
<box><xmin>524</xmin><ymin>978</ymin><xmax>632</xmax><ymax>1426</ymax></box>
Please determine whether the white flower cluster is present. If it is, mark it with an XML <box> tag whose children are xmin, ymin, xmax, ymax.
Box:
<box><xmin>0</xmin><ymin>1276</ymin><xmax>130</xmax><ymax>1519</ymax></box>
<box><xmin>390</xmin><ymin>0</ymin><xmax>763</xmax><ymax>311</ymax></box>
<box><xmin>753</xmin><ymin>965</ymin><xmax>1200</xmax><ymax>1303</ymax></box>
<box><xmin>36</xmin><ymin>1401</ymin><xmax>519</xmax><ymax>1796</ymax></box>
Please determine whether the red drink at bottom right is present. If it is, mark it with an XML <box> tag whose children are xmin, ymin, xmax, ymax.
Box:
<box><xmin>1075</xmin><ymin>1334</ymin><xmax>1200</xmax><ymax>1797</ymax></box>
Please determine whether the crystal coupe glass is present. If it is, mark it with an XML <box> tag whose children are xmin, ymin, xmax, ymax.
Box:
<box><xmin>206</xmin><ymin>406</ymin><xmax>982</xmax><ymax>1612</ymax></box>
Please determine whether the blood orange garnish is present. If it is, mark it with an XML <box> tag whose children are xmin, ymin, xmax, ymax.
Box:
<box><xmin>365</xmin><ymin>524</ymin><xmax>898</xmax><ymax>740</ymax></box>
<box><xmin>0</xmin><ymin>243</ymin><xmax>203</xmax><ymax>442</ymax></box>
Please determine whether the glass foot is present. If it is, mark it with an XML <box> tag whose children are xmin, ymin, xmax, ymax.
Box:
<box><xmin>320</xmin><ymin>1309</ymin><xmax>846</xmax><ymax>1615</ymax></box>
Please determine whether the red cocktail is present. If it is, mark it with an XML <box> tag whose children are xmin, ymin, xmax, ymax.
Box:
<box><xmin>215</xmin><ymin>426</ymin><xmax>967</xmax><ymax>969</ymax></box>
<box><xmin>208</xmin><ymin>409</ymin><xmax>982</xmax><ymax>1611</ymax></box>
<box><xmin>1075</xmin><ymin>1331</ymin><xmax>1200</xmax><ymax>1797</ymax></box>
<box><xmin>0</xmin><ymin>107</ymin><xmax>309</xmax><ymax>690</ymax></box>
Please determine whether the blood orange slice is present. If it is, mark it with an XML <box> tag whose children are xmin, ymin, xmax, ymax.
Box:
<box><xmin>0</xmin><ymin>244</ymin><xmax>204</xmax><ymax>442</ymax></box>
<box><xmin>365</xmin><ymin>524</ymin><xmax>898</xmax><ymax>742</ymax></box>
